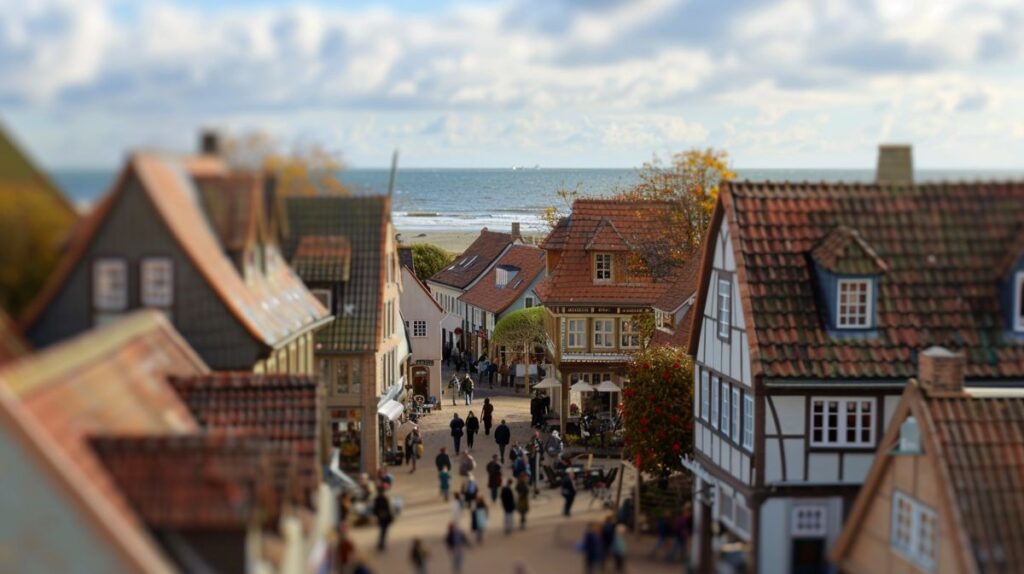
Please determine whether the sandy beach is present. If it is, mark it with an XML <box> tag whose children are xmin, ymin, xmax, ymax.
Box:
<box><xmin>396</xmin><ymin>228</ymin><xmax>545</xmax><ymax>254</ymax></box>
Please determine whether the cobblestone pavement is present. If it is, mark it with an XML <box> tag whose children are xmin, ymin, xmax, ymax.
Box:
<box><xmin>346</xmin><ymin>367</ymin><xmax>685</xmax><ymax>574</ymax></box>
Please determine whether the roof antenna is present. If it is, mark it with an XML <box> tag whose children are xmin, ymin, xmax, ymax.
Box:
<box><xmin>387</xmin><ymin>149</ymin><xmax>399</xmax><ymax>197</ymax></box>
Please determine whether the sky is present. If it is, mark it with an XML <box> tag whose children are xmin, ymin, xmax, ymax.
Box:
<box><xmin>3</xmin><ymin>0</ymin><xmax>1024</xmax><ymax>169</ymax></box>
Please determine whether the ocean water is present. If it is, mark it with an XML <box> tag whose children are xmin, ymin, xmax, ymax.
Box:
<box><xmin>51</xmin><ymin>167</ymin><xmax>1024</xmax><ymax>233</ymax></box>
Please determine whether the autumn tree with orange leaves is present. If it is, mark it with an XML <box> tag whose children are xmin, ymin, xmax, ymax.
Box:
<box><xmin>224</xmin><ymin>131</ymin><xmax>349</xmax><ymax>196</ymax></box>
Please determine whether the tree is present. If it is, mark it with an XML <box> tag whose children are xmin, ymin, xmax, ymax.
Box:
<box><xmin>542</xmin><ymin>182</ymin><xmax>583</xmax><ymax>230</ymax></box>
<box><xmin>492</xmin><ymin>307</ymin><xmax>546</xmax><ymax>396</ymax></box>
<box><xmin>621</xmin><ymin>345</ymin><xmax>694</xmax><ymax>474</ymax></box>
<box><xmin>616</xmin><ymin>148</ymin><xmax>734</xmax><ymax>279</ymax></box>
<box><xmin>223</xmin><ymin>131</ymin><xmax>349</xmax><ymax>196</ymax></box>
<box><xmin>410</xmin><ymin>243</ymin><xmax>454</xmax><ymax>282</ymax></box>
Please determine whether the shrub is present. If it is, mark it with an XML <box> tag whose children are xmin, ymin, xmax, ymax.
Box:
<box><xmin>621</xmin><ymin>345</ymin><xmax>694</xmax><ymax>474</ymax></box>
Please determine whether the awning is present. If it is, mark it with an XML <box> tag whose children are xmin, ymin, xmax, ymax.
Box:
<box><xmin>377</xmin><ymin>399</ymin><xmax>404</xmax><ymax>422</ymax></box>
<box><xmin>534</xmin><ymin>376</ymin><xmax>561</xmax><ymax>389</ymax></box>
<box><xmin>570</xmin><ymin>381</ymin><xmax>595</xmax><ymax>393</ymax></box>
<box><xmin>595</xmin><ymin>380</ymin><xmax>621</xmax><ymax>393</ymax></box>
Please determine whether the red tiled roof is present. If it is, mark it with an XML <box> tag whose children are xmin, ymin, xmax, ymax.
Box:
<box><xmin>810</xmin><ymin>225</ymin><xmax>889</xmax><ymax>275</ymax></box>
<box><xmin>654</xmin><ymin>253</ymin><xmax>702</xmax><ymax>312</ymax></box>
<box><xmin>535</xmin><ymin>199</ymin><xmax>676</xmax><ymax>305</ymax></box>
<box><xmin>0</xmin><ymin>311</ymin><xmax>205</xmax><ymax>550</ymax></box>
<box><xmin>168</xmin><ymin>373</ymin><xmax>321</xmax><ymax>495</ymax></box>
<box><xmin>651</xmin><ymin>306</ymin><xmax>695</xmax><ymax>349</ymax></box>
<box><xmin>291</xmin><ymin>235</ymin><xmax>352</xmax><ymax>283</ymax></box>
<box><xmin>430</xmin><ymin>229</ymin><xmax>514</xmax><ymax>289</ymax></box>
<box><xmin>585</xmin><ymin>218</ymin><xmax>630</xmax><ymax>251</ymax></box>
<box><xmin>692</xmin><ymin>180</ymin><xmax>1024</xmax><ymax>380</ymax></box>
<box><xmin>91</xmin><ymin>433</ymin><xmax>292</xmax><ymax>530</ymax></box>
<box><xmin>459</xmin><ymin>245</ymin><xmax>545</xmax><ymax>314</ymax></box>
<box><xmin>194</xmin><ymin>173</ymin><xmax>265</xmax><ymax>253</ymax></box>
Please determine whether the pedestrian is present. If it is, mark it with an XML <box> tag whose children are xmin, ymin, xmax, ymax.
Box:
<box><xmin>500</xmin><ymin>479</ymin><xmax>516</xmax><ymax>534</ymax></box>
<box><xmin>526</xmin><ymin>432</ymin><xmax>543</xmax><ymax>487</ymax></box>
<box><xmin>465</xmin><ymin>410</ymin><xmax>480</xmax><ymax>450</ymax></box>
<box><xmin>529</xmin><ymin>395</ymin><xmax>541</xmax><ymax>428</ymax></box>
<box><xmin>499</xmin><ymin>361</ymin><xmax>509</xmax><ymax>388</ymax></box>
<box><xmin>461</xmin><ymin>473</ymin><xmax>480</xmax><ymax>505</ymax></box>
<box><xmin>489</xmin><ymin>357</ymin><xmax>499</xmax><ymax>387</ymax></box>
<box><xmin>352</xmin><ymin>554</ymin><xmax>375</xmax><ymax>574</ymax></box>
<box><xmin>448</xmin><ymin>374</ymin><xmax>461</xmax><ymax>406</ymax></box>
<box><xmin>494</xmin><ymin>419</ymin><xmax>511</xmax><ymax>462</ymax></box>
<box><xmin>373</xmin><ymin>489</ymin><xmax>393</xmax><ymax>551</ymax></box>
<box><xmin>486</xmin><ymin>454</ymin><xmax>502</xmax><ymax>502</ymax></box>
<box><xmin>410</xmin><ymin>538</ymin><xmax>429</xmax><ymax>574</ymax></box>
<box><xmin>376</xmin><ymin>466</ymin><xmax>394</xmax><ymax>491</ymax></box>
<box><xmin>600</xmin><ymin>514</ymin><xmax>616</xmax><ymax>568</ymax></box>
<box><xmin>481</xmin><ymin>398</ymin><xmax>494</xmax><ymax>435</ymax></box>
<box><xmin>561</xmin><ymin>470</ymin><xmax>577</xmax><ymax>517</ymax></box>
<box><xmin>546</xmin><ymin>430</ymin><xmax>564</xmax><ymax>460</ymax></box>
<box><xmin>405</xmin><ymin>426</ymin><xmax>422</xmax><ymax>473</ymax></box>
<box><xmin>666</xmin><ymin>502</ymin><xmax>693</xmax><ymax>562</ymax></box>
<box><xmin>515</xmin><ymin>473</ymin><xmax>530</xmax><ymax>529</ymax></box>
<box><xmin>436</xmin><ymin>447</ymin><xmax>452</xmax><ymax>472</ymax></box>
<box><xmin>450</xmin><ymin>413</ymin><xmax>465</xmax><ymax>454</ymax></box>
<box><xmin>451</xmin><ymin>492</ymin><xmax>464</xmax><ymax>523</ymax></box>
<box><xmin>610</xmin><ymin>524</ymin><xmax>627</xmax><ymax>572</ymax></box>
<box><xmin>336</xmin><ymin>522</ymin><xmax>355</xmax><ymax>568</ymax></box>
<box><xmin>458</xmin><ymin>450</ymin><xmax>477</xmax><ymax>477</ymax></box>
<box><xmin>471</xmin><ymin>495</ymin><xmax>489</xmax><ymax>543</ymax></box>
<box><xmin>509</xmin><ymin>440</ymin><xmax>521</xmax><ymax>466</ymax></box>
<box><xmin>462</xmin><ymin>372</ymin><xmax>474</xmax><ymax>405</ymax></box>
<box><xmin>579</xmin><ymin>522</ymin><xmax>603</xmax><ymax>574</ymax></box>
<box><xmin>445</xmin><ymin>522</ymin><xmax>470</xmax><ymax>574</ymax></box>
<box><xmin>439</xmin><ymin>465</ymin><xmax>452</xmax><ymax>501</ymax></box>
<box><xmin>648</xmin><ymin>510</ymin><xmax>671</xmax><ymax>558</ymax></box>
<box><xmin>511</xmin><ymin>447</ymin><xmax>528</xmax><ymax>481</ymax></box>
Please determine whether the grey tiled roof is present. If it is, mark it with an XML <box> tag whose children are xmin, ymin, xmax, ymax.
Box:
<box><xmin>285</xmin><ymin>195</ymin><xmax>389</xmax><ymax>353</ymax></box>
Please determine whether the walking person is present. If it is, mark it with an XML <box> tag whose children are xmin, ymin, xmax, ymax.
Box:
<box><xmin>465</xmin><ymin>410</ymin><xmax>480</xmax><ymax>450</ymax></box>
<box><xmin>486</xmin><ymin>454</ymin><xmax>503</xmax><ymax>502</ymax></box>
<box><xmin>458</xmin><ymin>450</ymin><xmax>477</xmax><ymax>477</ymax></box>
<box><xmin>405</xmin><ymin>426</ymin><xmax>422</xmax><ymax>473</ymax></box>
<box><xmin>600</xmin><ymin>514</ymin><xmax>617</xmax><ymax>569</ymax></box>
<box><xmin>410</xmin><ymin>538</ymin><xmax>430</xmax><ymax>574</ymax></box>
<box><xmin>460</xmin><ymin>473</ymin><xmax>480</xmax><ymax>507</ymax></box>
<box><xmin>445</xmin><ymin>522</ymin><xmax>470</xmax><ymax>574</ymax></box>
<box><xmin>515</xmin><ymin>473</ymin><xmax>530</xmax><ymax>530</ymax></box>
<box><xmin>500</xmin><ymin>479</ymin><xmax>516</xmax><ymax>534</ymax></box>
<box><xmin>494</xmin><ymin>419</ymin><xmax>511</xmax><ymax>463</ymax></box>
<box><xmin>448</xmin><ymin>374</ymin><xmax>461</xmax><ymax>406</ymax></box>
<box><xmin>462</xmin><ymin>373</ymin><xmax>474</xmax><ymax>405</ymax></box>
<box><xmin>481</xmin><ymin>398</ymin><xmax>494</xmax><ymax>435</ymax></box>
<box><xmin>450</xmin><ymin>413</ymin><xmax>465</xmax><ymax>454</ymax></box>
<box><xmin>610</xmin><ymin>524</ymin><xmax>627</xmax><ymax>572</ymax></box>
<box><xmin>436</xmin><ymin>447</ymin><xmax>452</xmax><ymax>473</ymax></box>
<box><xmin>373</xmin><ymin>489</ymin><xmax>394</xmax><ymax>551</ymax></box>
<box><xmin>471</xmin><ymin>495</ymin><xmax>489</xmax><ymax>544</ymax></box>
<box><xmin>666</xmin><ymin>503</ymin><xmax>693</xmax><ymax>563</ymax></box>
<box><xmin>579</xmin><ymin>522</ymin><xmax>603</xmax><ymax>574</ymax></box>
<box><xmin>561</xmin><ymin>470</ymin><xmax>577</xmax><ymax>517</ymax></box>
<box><xmin>439</xmin><ymin>465</ymin><xmax>452</xmax><ymax>501</ymax></box>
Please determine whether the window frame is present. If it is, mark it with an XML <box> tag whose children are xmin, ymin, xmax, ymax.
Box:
<box><xmin>592</xmin><ymin>318</ymin><xmax>614</xmax><ymax>349</ymax></box>
<box><xmin>311</xmin><ymin>288</ymin><xmax>332</xmax><ymax>312</ymax></box>
<box><xmin>721</xmin><ymin>381</ymin><xmax>732</xmax><ymax>435</ymax></box>
<box><xmin>742</xmin><ymin>392</ymin><xmax>754</xmax><ymax>450</ymax></box>
<box><xmin>619</xmin><ymin>319</ymin><xmax>640</xmax><ymax>349</ymax></box>
<box><xmin>791</xmin><ymin>506</ymin><xmax>828</xmax><ymax>537</ymax></box>
<box><xmin>524</xmin><ymin>296</ymin><xmax>535</xmax><ymax>308</ymax></box>
<box><xmin>700</xmin><ymin>370</ymin><xmax>710</xmax><ymax>421</ymax></box>
<box><xmin>730</xmin><ymin>386</ymin><xmax>740</xmax><ymax>441</ymax></box>
<box><xmin>92</xmin><ymin>258</ymin><xmax>129</xmax><ymax>313</ymax></box>
<box><xmin>717</xmin><ymin>276</ymin><xmax>732</xmax><ymax>341</ymax></box>
<box><xmin>836</xmin><ymin>278</ymin><xmax>873</xmax><ymax>329</ymax></box>
<box><xmin>594</xmin><ymin>253</ymin><xmax>613</xmax><ymax>283</ymax></box>
<box><xmin>711</xmin><ymin>376</ymin><xmax>720</xmax><ymax>429</ymax></box>
<box><xmin>810</xmin><ymin>397</ymin><xmax>876</xmax><ymax>448</ymax></box>
<box><xmin>566</xmin><ymin>318</ymin><xmax>586</xmax><ymax>349</ymax></box>
<box><xmin>139</xmin><ymin>257</ymin><xmax>173</xmax><ymax>308</ymax></box>
<box><xmin>413</xmin><ymin>320</ymin><xmax>427</xmax><ymax>338</ymax></box>
<box><xmin>891</xmin><ymin>491</ymin><xmax>937</xmax><ymax>571</ymax></box>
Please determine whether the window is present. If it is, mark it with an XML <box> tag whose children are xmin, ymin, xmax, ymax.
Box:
<box><xmin>811</xmin><ymin>398</ymin><xmax>875</xmax><ymax>447</ymax></box>
<box><xmin>721</xmin><ymin>382</ymin><xmax>731</xmax><ymax>435</ymax></box>
<box><xmin>140</xmin><ymin>258</ymin><xmax>173</xmax><ymax>307</ymax></box>
<box><xmin>731</xmin><ymin>386</ymin><xmax>740</xmax><ymax>441</ymax></box>
<box><xmin>525</xmin><ymin>296</ymin><xmax>535</xmax><ymax>308</ymax></box>
<box><xmin>593</xmin><ymin>318</ymin><xmax>614</xmax><ymax>348</ymax></box>
<box><xmin>743</xmin><ymin>393</ymin><xmax>754</xmax><ymax>450</ymax></box>
<box><xmin>620</xmin><ymin>319</ymin><xmax>640</xmax><ymax>348</ymax></box>
<box><xmin>891</xmin><ymin>492</ymin><xmax>937</xmax><ymax>571</ymax></box>
<box><xmin>93</xmin><ymin>259</ymin><xmax>128</xmax><ymax>312</ymax></box>
<box><xmin>700</xmin><ymin>370</ymin><xmax>710</xmax><ymax>421</ymax></box>
<box><xmin>594</xmin><ymin>253</ymin><xmax>613</xmax><ymax>282</ymax></box>
<box><xmin>837</xmin><ymin>279</ymin><xmax>872</xmax><ymax>328</ymax></box>
<box><xmin>1015</xmin><ymin>272</ymin><xmax>1024</xmax><ymax>332</ymax></box>
<box><xmin>413</xmin><ymin>320</ymin><xmax>427</xmax><ymax>337</ymax></box>
<box><xmin>711</xmin><ymin>376</ymin><xmax>720</xmax><ymax>429</ymax></box>
<box><xmin>717</xmin><ymin>277</ymin><xmax>731</xmax><ymax>340</ymax></box>
<box><xmin>791</xmin><ymin>506</ymin><xmax>827</xmax><ymax>537</ymax></box>
<box><xmin>311</xmin><ymin>288</ymin><xmax>332</xmax><ymax>311</ymax></box>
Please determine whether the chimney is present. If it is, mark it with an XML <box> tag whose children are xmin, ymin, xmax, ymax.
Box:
<box><xmin>511</xmin><ymin>221</ymin><xmax>521</xmax><ymax>240</ymax></box>
<box><xmin>875</xmin><ymin>144</ymin><xmax>913</xmax><ymax>186</ymax></box>
<box><xmin>917</xmin><ymin>346</ymin><xmax>966</xmax><ymax>396</ymax></box>
<box><xmin>200</xmin><ymin>129</ymin><xmax>222</xmax><ymax>156</ymax></box>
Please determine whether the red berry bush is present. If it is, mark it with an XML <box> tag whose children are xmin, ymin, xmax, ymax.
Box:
<box><xmin>621</xmin><ymin>346</ymin><xmax>694</xmax><ymax>474</ymax></box>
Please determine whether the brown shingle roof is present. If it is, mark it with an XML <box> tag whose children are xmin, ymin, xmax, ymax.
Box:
<box><xmin>654</xmin><ymin>253</ymin><xmax>702</xmax><ymax>312</ymax></box>
<box><xmin>291</xmin><ymin>235</ymin><xmax>352</xmax><ymax>283</ymax></box>
<box><xmin>810</xmin><ymin>225</ymin><xmax>889</xmax><ymax>275</ymax></box>
<box><xmin>694</xmin><ymin>180</ymin><xmax>1024</xmax><ymax>380</ymax></box>
<box><xmin>194</xmin><ymin>173</ymin><xmax>265</xmax><ymax>253</ymax></box>
<box><xmin>651</xmin><ymin>306</ymin><xmax>695</xmax><ymax>349</ymax></box>
<box><xmin>430</xmin><ymin>229</ymin><xmax>514</xmax><ymax>289</ymax></box>
<box><xmin>459</xmin><ymin>245</ymin><xmax>545</xmax><ymax>314</ymax></box>
<box><xmin>535</xmin><ymin>199</ymin><xmax>676</xmax><ymax>305</ymax></box>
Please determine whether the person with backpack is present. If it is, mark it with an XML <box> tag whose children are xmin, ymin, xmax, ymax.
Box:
<box><xmin>500</xmin><ymin>478</ymin><xmax>516</xmax><ymax>534</ymax></box>
<box><xmin>450</xmin><ymin>413</ymin><xmax>465</xmax><ymax>454</ymax></box>
<box><xmin>494</xmin><ymin>419</ymin><xmax>511</xmax><ymax>462</ymax></box>
<box><xmin>465</xmin><ymin>410</ymin><xmax>480</xmax><ymax>450</ymax></box>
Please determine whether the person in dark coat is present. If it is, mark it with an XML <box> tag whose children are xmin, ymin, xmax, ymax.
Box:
<box><xmin>515</xmin><ymin>473</ymin><xmax>530</xmax><ymax>529</ymax></box>
<box><xmin>561</xmin><ymin>471</ymin><xmax>577</xmax><ymax>517</ymax></box>
<box><xmin>600</xmin><ymin>514</ymin><xmax>617</xmax><ymax>568</ymax></box>
<box><xmin>494</xmin><ymin>420</ymin><xmax>511</xmax><ymax>462</ymax></box>
<box><xmin>435</xmin><ymin>447</ymin><xmax>452</xmax><ymax>473</ymax></box>
<box><xmin>486</xmin><ymin>454</ymin><xmax>503</xmax><ymax>502</ymax></box>
<box><xmin>465</xmin><ymin>411</ymin><xmax>480</xmax><ymax>450</ymax></box>
<box><xmin>529</xmin><ymin>396</ymin><xmax>541</xmax><ymax>428</ymax></box>
<box><xmin>580</xmin><ymin>522</ymin><xmax>603</xmax><ymax>574</ymax></box>
<box><xmin>481</xmin><ymin>398</ymin><xmax>494</xmax><ymax>435</ymax></box>
<box><xmin>373</xmin><ymin>490</ymin><xmax>394</xmax><ymax>551</ymax></box>
<box><xmin>500</xmin><ymin>479</ymin><xmax>516</xmax><ymax>534</ymax></box>
<box><xmin>450</xmin><ymin>413</ymin><xmax>465</xmax><ymax>454</ymax></box>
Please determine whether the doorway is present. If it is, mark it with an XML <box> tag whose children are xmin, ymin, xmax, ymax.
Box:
<box><xmin>412</xmin><ymin>366</ymin><xmax>430</xmax><ymax>399</ymax></box>
<box><xmin>791</xmin><ymin>538</ymin><xmax>827</xmax><ymax>574</ymax></box>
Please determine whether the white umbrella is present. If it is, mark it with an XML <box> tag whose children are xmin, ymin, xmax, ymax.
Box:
<box><xmin>570</xmin><ymin>380</ymin><xmax>596</xmax><ymax>393</ymax></box>
<box><xmin>594</xmin><ymin>380</ymin><xmax>621</xmax><ymax>393</ymax></box>
<box><xmin>534</xmin><ymin>376</ymin><xmax>561</xmax><ymax>389</ymax></box>
<box><xmin>396</xmin><ymin>420</ymin><xmax>417</xmax><ymax>442</ymax></box>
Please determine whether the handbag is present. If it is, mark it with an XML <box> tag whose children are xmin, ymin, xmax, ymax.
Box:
<box><xmin>415</xmin><ymin>442</ymin><xmax>425</xmax><ymax>458</ymax></box>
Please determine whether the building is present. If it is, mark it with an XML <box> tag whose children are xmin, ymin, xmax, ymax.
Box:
<box><xmin>427</xmin><ymin>226</ymin><xmax>520</xmax><ymax>356</ymax></box>
<box><xmin>535</xmin><ymin>199</ymin><xmax>677</xmax><ymax>429</ymax></box>
<box><xmin>20</xmin><ymin>152</ymin><xmax>330</xmax><ymax>372</ymax></box>
<box><xmin>399</xmin><ymin>249</ymin><xmax>447</xmax><ymax>402</ymax></box>
<box><xmin>460</xmin><ymin>244</ymin><xmax>546</xmax><ymax>360</ymax></box>
<box><xmin>651</xmin><ymin>254</ymin><xmax>702</xmax><ymax>349</ymax></box>
<box><xmin>686</xmin><ymin>146</ymin><xmax>1024</xmax><ymax>574</ymax></box>
<box><xmin>831</xmin><ymin>347</ymin><xmax>1024</xmax><ymax>574</ymax></box>
<box><xmin>285</xmin><ymin>195</ymin><xmax>407</xmax><ymax>474</ymax></box>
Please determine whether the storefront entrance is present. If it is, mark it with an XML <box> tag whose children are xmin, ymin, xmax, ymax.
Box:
<box><xmin>412</xmin><ymin>366</ymin><xmax>430</xmax><ymax>399</ymax></box>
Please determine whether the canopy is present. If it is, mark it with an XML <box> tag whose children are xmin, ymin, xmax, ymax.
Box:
<box><xmin>570</xmin><ymin>381</ymin><xmax>595</xmax><ymax>393</ymax></box>
<box><xmin>595</xmin><ymin>380</ymin><xmax>622</xmax><ymax>393</ymax></box>
<box><xmin>534</xmin><ymin>376</ymin><xmax>561</xmax><ymax>389</ymax></box>
<box><xmin>377</xmin><ymin>399</ymin><xmax>405</xmax><ymax>422</ymax></box>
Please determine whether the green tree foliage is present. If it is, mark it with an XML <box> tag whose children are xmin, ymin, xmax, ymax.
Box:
<box><xmin>410</xmin><ymin>243</ymin><xmax>454</xmax><ymax>282</ymax></box>
<box><xmin>621</xmin><ymin>345</ymin><xmax>694</xmax><ymax>474</ymax></box>
<box><xmin>493</xmin><ymin>307</ymin><xmax>547</xmax><ymax>396</ymax></box>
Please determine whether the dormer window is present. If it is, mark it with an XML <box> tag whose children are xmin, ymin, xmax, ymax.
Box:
<box><xmin>496</xmin><ymin>265</ymin><xmax>519</xmax><ymax>288</ymax></box>
<box><xmin>594</xmin><ymin>253</ymin><xmax>613</xmax><ymax>283</ymax></box>
<box><xmin>837</xmin><ymin>279</ymin><xmax>872</xmax><ymax>329</ymax></box>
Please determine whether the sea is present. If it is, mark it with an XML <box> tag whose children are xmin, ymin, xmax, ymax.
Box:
<box><xmin>51</xmin><ymin>167</ymin><xmax>1024</xmax><ymax>233</ymax></box>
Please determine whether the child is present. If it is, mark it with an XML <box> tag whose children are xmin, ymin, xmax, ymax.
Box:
<box><xmin>439</xmin><ymin>465</ymin><xmax>452</xmax><ymax>501</ymax></box>
<box><xmin>410</xmin><ymin>538</ymin><xmax>430</xmax><ymax>574</ymax></box>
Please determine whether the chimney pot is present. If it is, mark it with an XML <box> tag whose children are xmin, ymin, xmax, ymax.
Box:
<box><xmin>511</xmin><ymin>221</ymin><xmax>521</xmax><ymax>239</ymax></box>
<box><xmin>876</xmin><ymin>144</ymin><xmax>913</xmax><ymax>185</ymax></box>
<box><xmin>918</xmin><ymin>346</ymin><xmax>965</xmax><ymax>396</ymax></box>
<box><xmin>200</xmin><ymin>130</ymin><xmax>222</xmax><ymax>156</ymax></box>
